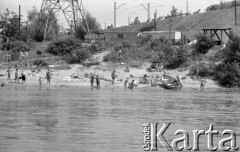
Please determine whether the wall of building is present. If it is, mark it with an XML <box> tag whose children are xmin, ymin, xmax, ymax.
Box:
<box><xmin>104</xmin><ymin>32</ymin><xmax>139</xmax><ymax>43</ymax></box>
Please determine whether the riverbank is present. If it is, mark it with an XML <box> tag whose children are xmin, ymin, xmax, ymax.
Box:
<box><xmin>0</xmin><ymin>62</ymin><xmax>221</xmax><ymax>90</ymax></box>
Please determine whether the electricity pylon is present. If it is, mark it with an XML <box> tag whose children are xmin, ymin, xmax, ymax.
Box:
<box><xmin>37</xmin><ymin>0</ymin><xmax>90</xmax><ymax>40</ymax></box>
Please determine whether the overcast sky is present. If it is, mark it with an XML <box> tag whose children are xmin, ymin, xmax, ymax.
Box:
<box><xmin>0</xmin><ymin>0</ymin><xmax>232</xmax><ymax>29</ymax></box>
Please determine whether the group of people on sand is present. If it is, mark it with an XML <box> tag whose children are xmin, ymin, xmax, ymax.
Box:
<box><xmin>1</xmin><ymin>66</ymin><xmax>52</xmax><ymax>87</ymax></box>
<box><xmin>124</xmin><ymin>78</ymin><xmax>136</xmax><ymax>89</ymax></box>
<box><xmin>90</xmin><ymin>74</ymin><xmax>100</xmax><ymax>89</ymax></box>
<box><xmin>6</xmin><ymin>67</ymin><xmax>26</xmax><ymax>83</ymax></box>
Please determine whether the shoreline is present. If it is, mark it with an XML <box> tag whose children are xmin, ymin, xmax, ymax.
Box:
<box><xmin>0</xmin><ymin>63</ymin><xmax>224</xmax><ymax>90</ymax></box>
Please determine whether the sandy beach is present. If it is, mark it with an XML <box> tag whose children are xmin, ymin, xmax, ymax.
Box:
<box><xmin>0</xmin><ymin>50</ymin><xmax>221</xmax><ymax>90</ymax></box>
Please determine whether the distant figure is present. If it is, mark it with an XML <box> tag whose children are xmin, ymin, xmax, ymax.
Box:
<box><xmin>111</xmin><ymin>71</ymin><xmax>116</xmax><ymax>84</ymax></box>
<box><xmin>128</xmin><ymin>80</ymin><xmax>135</xmax><ymax>89</ymax></box>
<box><xmin>46</xmin><ymin>69</ymin><xmax>51</xmax><ymax>84</ymax></box>
<box><xmin>96</xmin><ymin>75</ymin><xmax>100</xmax><ymax>89</ymax></box>
<box><xmin>6</xmin><ymin>67</ymin><xmax>11</xmax><ymax>80</ymax></box>
<box><xmin>124</xmin><ymin>78</ymin><xmax>129</xmax><ymax>89</ymax></box>
<box><xmin>1</xmin><ymin>82</ymin><xmax>5</xmax><ymax>87</ymax></box>
<box><xmin>15</xmin><ymin>68</ymin><xmax>18</xmax><ymax>83</ymax></box>
<box><xmin>39</xmin><ymin>77</ymin><xmax>42</xmax><ymax>86</ymax></box>
<box><xmin>200</xmin><ymin>79</ymin><xmax>206</xmax><ymax>91</ymax></box>
<box><xmin>124</xmin><ymin>65</ymin><xmax>130</xmax><ymax>72</ymax></box>
<box><xmin>176</xmin><ymin>74</ymin><xmax>182</xmax><ymax>89</ymax></box>
<box><xmin>21</xmin><ymin>71</ymin><xmax>26</xmax><ymax>82</ymax></box>
<box><xmin>90</xmin><ymin>74</ymin><xmax>95</xmax><ymax>88</ymax></box>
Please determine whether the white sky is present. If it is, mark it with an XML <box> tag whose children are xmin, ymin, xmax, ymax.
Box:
<box><xmin>0</xmin><ymin>0</ymin><xmax>233</xmax><ymax>29</ymax></box>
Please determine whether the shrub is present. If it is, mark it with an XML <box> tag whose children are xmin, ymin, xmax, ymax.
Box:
<box><xmin>214</xmin><ymin>62</ymin><xmax>240</xmax><ymax>87</ymax></box>
<box><xmin>103</xmin><ymin>50</ymin><xmax>119</xmax><ymax>62</ymax></box>
<box><xmin>189</xmin><ymin>63</ymin><xmax>214</xmax><ymax>77</ymax></box>
<box><xmin>33</xmin><ymin>59</ymin><xmax>48</xmax><ymax>66</ymax></box>
<box><xmin>11</xmin><ymin>41</ymin><xmax>30</xmax><ymax>60</ymax></box>
<box><xmin>194</xmin><ymin>33</ymin><xmax>215</xmax><ymax>54</ymax></box>
<box><xmin>151</xmin><ymin>41</ymin><xmax>189</xmax><ymax>69</ymax></box>
<box><xmin>223</xmin><ymin>32</ymin><xmax>240</xmax><ymax>61</ymax></box>
<box><xmin>46</xmin><ymin>38</ymin><xmax>82</xmax><ymax>55</ymax></box>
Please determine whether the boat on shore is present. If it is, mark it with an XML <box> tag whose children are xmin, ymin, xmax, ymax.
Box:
<box><xmin>161</xmin><ymin>75</ymin><xmax>182</xmax><ymax>89</ymax></box>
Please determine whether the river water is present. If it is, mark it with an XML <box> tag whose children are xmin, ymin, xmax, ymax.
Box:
<box><xmin>0</xmin><ymin>86</ymin><xmax>239</xmax><ymax>152</ymax></box>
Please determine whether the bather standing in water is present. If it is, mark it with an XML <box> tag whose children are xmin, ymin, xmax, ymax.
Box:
<box><xmin>124</xmin><ymin>78</ymin><xmax>129</xmax><ymax>89</ymax></box>
<box><xmin>200</xmin><ymin>79</ymin><xmax>206</xmax><ymax>91</ymax></box>
<box><xmin>96</xmin><ymin>75</ymin><xmax>100</xmax><ymax>89</ymax></box>
<box><xmin>15</xmin><ymin>68</ymin><xmax>18</xmax><ymax>83</ymax></box>
<box><xmin>46</xmin><ymin>69</ymin><xmax>51</xmax><ymax>85</ymax></box>
<box><xmin>90</xmin><ymin>74</ymin><xmax>95</xmax><ymax>88</ymax></box>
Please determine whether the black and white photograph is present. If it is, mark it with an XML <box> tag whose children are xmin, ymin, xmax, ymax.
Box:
<box><xmin>0</xmin><ymin>0</ymin><xmax>240</xmax><ymax>152</ymax></box>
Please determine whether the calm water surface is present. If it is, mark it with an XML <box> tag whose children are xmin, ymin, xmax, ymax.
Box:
<box><xmin>0</xmin><ymin>86</ymin><xmax>239</xmax><ymax>152</ymax></box>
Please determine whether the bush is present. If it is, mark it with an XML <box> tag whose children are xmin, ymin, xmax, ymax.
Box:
<box><xmin>214</xmin><ymin>62</ymin><xmax>240</xmax><ymax>87</ymax></box>
<box><xmin>103</xmin><ymin>50</ymin><xmax>119</xmax><ymax>62</ymax></box>
<box><xmin>11</xmin><ymin>41</ymin><xmax>30</xmax><ymax>60</ymax></box>
<box><xmin>46</xmin><ymin>38</ymin><xmax>82</xmax><ymax>55</ymax></box>
<box><xmin>194</xmin><ymin>33</ymin><xmax>215</xmax><ymax>54</ymax></box>
<box><xmin>223</xmin><ymin>32</ymin><xmax>240</xmax><ymax>61</ymax></box>
<box><xmin>33</xmin><ymin>59</ymin><xmax>48</xmax><ymax>66</ymax></box>
<box><xmin>189</xmin><ymin>63</ymin><xmax>214</xmax><ymax>77</ymax></box>
<box><xmin>151</xmin><ymin>40</ymin><xmax>189</xmax><ymax>69</ymax></box>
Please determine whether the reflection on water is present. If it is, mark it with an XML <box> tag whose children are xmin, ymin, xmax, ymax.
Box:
<box><xmin>0</xmin><ymin>86</ymin><xmax>240</xmax><ymax>152</ymax></box>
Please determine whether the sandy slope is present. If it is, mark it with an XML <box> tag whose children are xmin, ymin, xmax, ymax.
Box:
<box><xmin>0</xmin><ymin>50</ymin><xmax>220</xmax><ymax>90</ymax></box>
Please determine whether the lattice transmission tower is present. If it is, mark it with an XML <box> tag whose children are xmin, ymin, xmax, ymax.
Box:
<box><xmin>37</xmin><ymin>0</ymin><xmax>90</xmax><ymax>40</ymax></box>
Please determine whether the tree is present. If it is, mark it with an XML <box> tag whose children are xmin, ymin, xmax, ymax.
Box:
<box><xmin>170</xmin><ymin>6</ymin><xmax>178</xmax><ymax>17</ymax></box>
<box><xmin>130</xmin><ymin>17</ymin><xmax>141</xmax><ymax>25</ymax></box>
<box><xmin>76</xmin><ymin>12</ymin><xmax>101</xmax><ymax>40</ymax></box>
<box><xmin>193</xmin><ymin>33</ymin><xmax>214</xmax><ymax>75</ymax></box>
<box><xmin>0</xmin><ymin>9</ymin><xmax>20</xmax><ymax>39</ymax></box>
<box><xmin>27</xmin><ymin>6</ymin><xmax>59</xmax><ymax>42</ymax></box>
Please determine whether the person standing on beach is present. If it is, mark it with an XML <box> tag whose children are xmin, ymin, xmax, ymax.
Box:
<box><xmin>96</xmin><ymin>75</ymin><xmax>100</xmax><ymax>89</ymax></box>
<box><xmin>46</xmin><ymin>69</ymin><xmax>51</xmax><ymax>85</ymax></box>
<box><xmin>39</xmin><ymin>77</ymin><xmax>42</xmax><ymax>87</ymax></box>
<box><xmin>124</xmin><ymin>78</ymin><xmax>129</xmax><ymax>89</ymax></box>
<box><xmin>6</xmin><ymin>67</ymin><xmax>11</xmax><ymax>80</ymax></box>
<box><xmin>15</xmin><ymin>68</ymin><xmax>18</xmax><ymax>83</ymax></box>
<box><xmin>90</xmin><ymin>74</ymin><xmax>95</xmax><ymax>88</ymax></box>
<box><xmin>111</xmin><ymin>71</ymin><xmax>116</xmax><ymax>84</ymax></box>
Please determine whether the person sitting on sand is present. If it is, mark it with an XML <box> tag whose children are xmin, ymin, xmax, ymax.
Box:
<box><xmin>96</xmin><ymin>75</ymin><xmax>100</xmax><ymax>89</ymax></box>
<box><xmin>90</xmin><ymin>74</ymin><xmax>95</xmax><ymax>88</ymax></box>
<box><xmin>200</xmin><ymin>79</ymin><xmax>206</xmax><ymax>91</ymax></box>
<box><xmin>124</xmin><ymin>65</ymin><xmax>130</xmax><ymax>72</ymax></box>
<box><xmin>124</xmin><ymin>78</ymin><xmax>129</xmax><ymax>89</ymax></box>
<box><xmin>111</xmin><ymin>71</ymin><xmax>116</xmax><ymax>84</ymax></box>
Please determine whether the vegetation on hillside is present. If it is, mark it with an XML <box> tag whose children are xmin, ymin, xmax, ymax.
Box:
<box><xmin>206</xmin><ymin>0</ymin><xmax>240</xmax><ymax>12</ymax></box>
<box><xmin>46</xmin><ymin>38</ymin><xmax>102</xmax><ymax>64</ymax></box>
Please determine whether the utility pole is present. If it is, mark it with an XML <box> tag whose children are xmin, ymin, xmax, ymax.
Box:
<box><xmin>114</xmin><ymin>2</ymin><xmax>125</xmax><ymax>28</ymax></box>
<box><xmin>141</xmin><ymin>3</ymin><xmax>150</xmax><ymax>22</ymax></box>
<box><xmin>154</xmin><ymin>12</ymin><xmax>157</xmax><ymax>31</ymax></box>
<box><xmin>235</xmin><ymin>0</ymin><xmax>237</xmax><ymax>26</ymax></box>
<box><xmin>19</xmin><ymin>5</ymin><xmax>21</xmax><ymax>37</ymax></box>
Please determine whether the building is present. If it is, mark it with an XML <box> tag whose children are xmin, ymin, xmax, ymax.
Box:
<box><xmin>103</xmin><ymin>31</ymin><xmax>139</xmax><ymax>43</ymax></box>
<box><xmin>141</xmin><ymin>31</ymin><xmax>182</xmax><ymax>42</ymax></box>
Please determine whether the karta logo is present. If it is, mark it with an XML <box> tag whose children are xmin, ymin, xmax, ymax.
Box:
<box><xmin>142</xmin><ymin>123</ymin><xmax>239</xmax><ymax>151</ymax></box>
